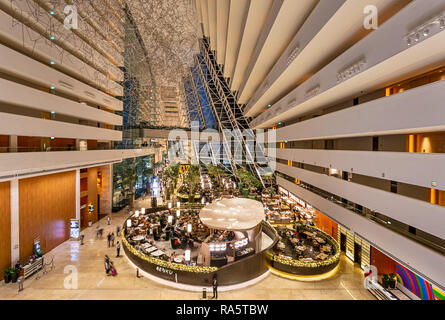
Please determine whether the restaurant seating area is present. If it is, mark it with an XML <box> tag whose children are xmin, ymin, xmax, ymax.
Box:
<box><xmin>123</xmin><ymin>163</ymin><xmax>340</xmax><ymax>284</ymax></box>
<box><xmin>125</xmin><ymin>208</ymin><xmax>207</xmax><ymax>265</ymax></box>
<box><xmin>261</xmin><ymin>190</ymin><xmax>340</xmax><ymax>276</ymax></box>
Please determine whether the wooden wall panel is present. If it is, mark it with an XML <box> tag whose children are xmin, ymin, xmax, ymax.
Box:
<box><xmin>0</xmin><ymin>182</ymin><xmax>11</xmax><ymax>279</ymax></box>
<box><xmin>19</xmin><ymin>171</ymin><xmax>76</xmax><ymax>263</ymax></box>
<box><xmin>371</xmin><ymin>246</ymin><xmax>397</xmax><ymax>275</ymax></box>
<box><xmin>80</xmin><ymin>177</ymin><xmax>88</xmax><ymax>192</ymax></box>
<box><xmin>0</xmin><ymin>135</ymin><xmax>9</xmax><ymax>148</ymax></box>
<box><xmin>87</xmin><ymin>140</ymin><xmax>98</xmax><ymax>150</ymax></box>
<box><xmin>51</xmin><ymin>138</ymin><xmax>76</xmax><ymax>150</ymax></box>
<box><xmin>18</xmin><ymin>136</ymin><xmax>41</xmax><ymax>149</ymax></box>
<box><xmin>98</xmin><ymin>165</ymin><xmax>112</xmax><ymax>216</ymax></box>
<box><xmin>315</xmin><ymin>211</ymin><xmax>338</xmax><ymax>239</ymax></box>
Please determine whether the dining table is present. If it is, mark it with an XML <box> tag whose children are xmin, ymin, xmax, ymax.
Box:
<box><xmin>321</xmin><ymin>245</ymin><xmax>332</xmax><ymax>252</ymax></box>
<box><xmin>300</xmin><ymin>257</ymin><xmax>313</xmax><ymax>263</ymax></box>
<box><xmin>132</xmin><ymin>235</ymin><xmax>145</xmax><ymax>242</ymax></box>
<box><xmin>315</xmin><ymin>237</ymin><xmax>326</xmax><ymax>244</ymax></box>
<box><xmin>151</xmin><ymin>250</ymin><xmax>165</xmax><ymax>257</ymax></box>
<box><xmin>144</xmin><ymin>246</ymin><xmax>158</xmax><ymax>254</ymax></box>
<box><xmin>316</xmin><ymin>253</ymin><xmax>329</xmax><ymax>260</ymax></box>
<box><xmin>277</xmin><ymin>242</ymin><xmax>286</xmax><ymax>250</ymax></box>
<box><xmin>296</xmin><ymin>246</ymin><xmax>306</xmax><ymax>252</ymax></box>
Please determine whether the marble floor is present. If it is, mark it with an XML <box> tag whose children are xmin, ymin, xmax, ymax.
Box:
<box><xmin>0</xmin><ymin>197</ymin><xmax>375</xmax><ymax>300</ymax></box>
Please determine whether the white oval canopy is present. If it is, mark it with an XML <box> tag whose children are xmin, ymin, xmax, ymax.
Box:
<box><xmin>199</xmin><ymin>198</ymin><xmax>265</xmax><ymax>231</ymax></box>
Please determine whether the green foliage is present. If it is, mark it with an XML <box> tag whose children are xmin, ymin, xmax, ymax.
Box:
<box><xmin>186</xmin><ymin>164</ymin><xmax>201</xmax><ymax>197</ymax></box>
<box><xmin>238</xmin><ymin>168</ymin><xmax>261</xmax><ymax>190</ymax></box>
<box><xmin>154</xmin><ymin>162</ymin><xmax>163</xmax><ymax>170</ymax></box>
<box><xmin>206</xmin><ymin>164</ymin><xmax>228</xmax><ymax>187</ymax></box>
<box><xmin>164</xmin><ymin>163</ymin><xmax>180</xmax><ymax>182</ymax></box>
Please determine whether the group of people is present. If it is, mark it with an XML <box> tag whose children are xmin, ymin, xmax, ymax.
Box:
<box><xmin>95</xmin><ymin>226</ymin><xmax>104</xmax><ymax>239</ymax></box>
<box><xmin>104</xmin><ymin>255</ymin><xmax>117</xmax><ymax>277</ymax></box>
<box><xmin>107</xmin><ymin>232</ymin><xmax>116</xmax><ymax>247</ymax></box>
<box><xmin>102</xmin><ymin>216</ymin><xmax>122</xmax><ymax>277</ymax></box>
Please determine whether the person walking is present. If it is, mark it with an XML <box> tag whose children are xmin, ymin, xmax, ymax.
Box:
<box><xmin>104</xmin><ymin>255</ymin><xmax>111</xmax><ymax>275</ymax></box>
<box><xmin>110</xmin><ymin>261</ymin><xmax>117</xmax><ymax>277</ymax></box>
<box><xmin>116</xmin><ymin>241</ymin><xmax>121</xmax><ymax>257</ymax></box>
<box><xmin>111</xmin><ymin>232</ymin><xmax>115</xmax><ymax>247</ymax></box>
<box><xmin>212</xmin><ymin>275</ymin><xmax>218</xmax><ymax>300</ymax></box>
<box><xmin>107</xmin><ymin>232</ymin><xmax>111</xmax><ymax>248</ymax></box>
<box><xmin>107</xmin><ymin>216</ymin><xmax>110</xmax><ymax>225</ymax></box>
<box><xmin>116</xmin><ymin>225</ymin><xmax>120</xmax><ymax>237</ymax></box>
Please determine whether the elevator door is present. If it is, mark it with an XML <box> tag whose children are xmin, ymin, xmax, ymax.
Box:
<box><xmin>340</xmin><ymin>233</ymin><xmax>346</xmax><ymax>252</ymax></box>
<box><xmin>354</xmin><ymin>243</ymin><xmax>362</xmax><ymax>266</ymax></box>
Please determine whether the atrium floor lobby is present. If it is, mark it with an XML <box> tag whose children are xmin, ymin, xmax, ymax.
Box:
<box><xmin>0</xmin><ymin>199</ymin><xmax>374</xmax><ymax>300</ymax></box>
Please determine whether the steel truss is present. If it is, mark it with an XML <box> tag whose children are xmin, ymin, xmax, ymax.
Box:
<box><xmin>188</xmin><ymin>38</ymin><xmax>271</xmax><ymax>187</ymax></box>
<box><xmin>184</xmin><ymin>73</ymin><xmax>206</xmax><ymax>129</ymax></box>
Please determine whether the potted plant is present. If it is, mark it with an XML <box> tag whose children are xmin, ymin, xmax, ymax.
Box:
<box><xmin>389</xmin><ymin>273</ymin><xmax>397</xmax><ymax>289</ymax></box>
<box><xmin>382</xmin><ymin>274</ymin><xmax>390</xmax><ymax>289</ymax></box>
<box><xmin>3</xmin><ymin>268</ymin><xmax>12</xmax><ymax>283</ymax></box>
<box><xmin>10</xmin><ymin>268</ymin><xmax>19</xmax><ymax>283</ymax></box>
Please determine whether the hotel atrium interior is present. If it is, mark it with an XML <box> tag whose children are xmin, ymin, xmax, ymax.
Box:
<box><xmin>0</xmin><ymin>0</ymin><xmax>445</xmax><ymax>305</ymax></box>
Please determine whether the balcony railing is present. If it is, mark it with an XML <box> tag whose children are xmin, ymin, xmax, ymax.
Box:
<box><xmin>277</xmin><ymin>173</ymin><xmax>445</xmax><ymax>255</ymax></box>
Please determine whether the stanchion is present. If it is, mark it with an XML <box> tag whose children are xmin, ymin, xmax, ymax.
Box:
<box><xmin>202</xmin><ymin>288</ymin><xmax>207</xmax><ymax>299</ymax></box>
<box><xmin>17</xmin><ymin>277</ymin><xmax>24</xmax><ymax>292</ymax></box>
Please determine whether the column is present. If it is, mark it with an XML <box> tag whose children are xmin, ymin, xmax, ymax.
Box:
<box><xmin>9</xmin><ymin>135</ymin><xmax>17</xmax><ymax>152</ymax></box>
<box><xmin>75</xmin><ymin>169</ymin><xmax>80</xmax><ymax>220</ymax></box>
<box><xmin>10</xmin><ymin>179</ymin><xmax>19</xmax><ymax>265</ymax></box>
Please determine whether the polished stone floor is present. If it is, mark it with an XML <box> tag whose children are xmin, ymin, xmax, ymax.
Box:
<box><xmin>0</xmin><ymin>198</ymin><xmax>374</xmax><ymax>300</ymax></box>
